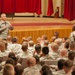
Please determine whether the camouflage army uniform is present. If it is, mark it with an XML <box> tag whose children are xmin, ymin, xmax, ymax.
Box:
<box><xmin>70</xmin><ymin>31</ymin><xmax>75</xmax><ymax>42</ymax></box>
<box><xmin>23</xmin><ymin>66</ymin><xmax>40</xmax><ymax>75</ymax></box>
<box><xmin>0</xmin><ymin>20</ymin><xmax>12</xmax><ymax>39</ymax></box>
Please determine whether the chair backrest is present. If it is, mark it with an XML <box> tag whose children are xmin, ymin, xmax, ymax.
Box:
<box><xmin>42</xmin><ymin>60</ymin><xmax>58</xmax><ymax>65</ymax></box>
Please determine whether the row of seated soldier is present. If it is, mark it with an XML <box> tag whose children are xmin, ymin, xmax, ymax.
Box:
<box><xmin>0</xmin><ymin>25</ymin><xmax>75</xmax><ymax>75</ymax></box>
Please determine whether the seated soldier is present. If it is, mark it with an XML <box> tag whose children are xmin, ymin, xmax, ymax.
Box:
<box><xmin>53</xmin><ymin>59</ymin><xmax>65</xmax><ymax>75</ymax></box>
<box><xmin>54</xmin><ymin>38</ymin><xmax>63</xmax><ymax>51</ymax></box>
<box><xmin>70</xmin><ymin>25</ymin><xmax>75</xmax><ymax>42</ymax></box>
<box><xmin>40</xmin><ymin>47</ymin><xmax>52</xmax><ymax>61</ymax></box>
<box><xmin>68</xmin><ymin>51</ymin><xmax>75</xmax><ymax>62</ymax></box>
<box><xmin>3</xmin><ymin>64</ymin><xmax>15</xmax><ymax>75</ymax></box>
<box><xmin>23</xmin><ymin>57</ymin><xmax>40</xmax><ymax>75</ymax></box>
<box><xmin>8</xmin><ymin>37</ymin><xmax>22</xmax><ymax>55</ymax></box>
<box><xmin>0</xmin><ymin>41</ymin><xmax>9</xmax><ymax>57</ymax></box>
<box><xmin>33</xmin><ymin>44</ymin><xmax>42</xmax><ymax>57</ymax></box>
<box><xmin>15</xmin><ymin>65</ymin><xmax>23</xmax><ymax>75</ymax></box>
<box><xmin>40</xmin><ymin>65</ymin><xmax>53</xmax><ymax>75</ymax></box>
<box><xmin>43</xmin><ymin>40</ymin><xmax>50</xmax><ymax>47</ymax></box>
<box><xmin>49</xmin><ymin>42</ymin><xmax>60</xmax><ymax>60</ymax></box>
<box><xmin>63</xmin><ymin>60</ymin><xmax>73</xmax><ymax>75</ymax></box>
<box><xmin>58</xmin><ymin>48</ymin><xmax>68</xmax><ymax>60</ymax></box>
<box><xmin>28</xmin><ymin>41</ymin><xmax>35</xmax><ymax>55</ymax></box>
<box><xmin>20</xmin><ymin>42</ymin><xmax>32</xmax><ymax>58</ymax></box>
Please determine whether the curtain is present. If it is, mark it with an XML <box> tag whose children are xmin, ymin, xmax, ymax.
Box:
<box><xmin>47</xmin><ymin>0</ymin><xmax>53</xmax><ymax>16</ymax></box>
<box><xmin>64</xmin><ymin>0</ymin><xmax>75</xmax><ymax>20</ymax></box>
<box><xmin>27</xmin><ymin>0</ymin><xmax>35</xmax><ymax>12</ymax></box>
<box><xmin>69</xmin><ymin>0</ymin><xmax>73</xmax><ymax>20</ymax></box>
<box><xmin>15</xmin><ymin>0</ymin><xmax>26</xmax><ymax>12</ymax></box>
<box><xmin>73</xmin><ymin>0</ymin><xmax>75</xmax><ymax>20</ymax></box>
<box><xmin>2</xmin><ymin>0</ymin><xmax>15</xmax><ymax>14</ymax></box>
<box><xmin>64</xmin><ymin>0</ymin><xmax>69</xmax><ymax>19</ymax></box>
<box><xmin>0</xmin><ymin>0</ymin><xmax>41</xmax><ymax>15</ymax></box>
<box><xmin>15</xmin><ymin>0</ymin><xmax>41</xmax><ymax>15</ymax></box>
<box><xmin>35</xmin><ymin>0</ymin><xmax>41</xmax><ymax>15</ymax></box>
<box><xmin>0</xmin><ymin>0</ymin><xmax>2</xmax><ymax>13</ymax></box>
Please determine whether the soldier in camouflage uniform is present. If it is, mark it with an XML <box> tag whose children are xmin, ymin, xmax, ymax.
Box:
<box><xmin>0</xmin><ymin>13</ymin><xmax>13</xmax><ymax>40</ymax></box>
<box><xmin>70</xmin><ymin>25</ymin><xmax>75</xmax><ymax>42</ymax></box>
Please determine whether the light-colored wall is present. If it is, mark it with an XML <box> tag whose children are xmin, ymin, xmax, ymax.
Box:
<box><xmin>15</xmin><ymin>0</ymin><xmax>64</xmax><ymax>17</ymax></box>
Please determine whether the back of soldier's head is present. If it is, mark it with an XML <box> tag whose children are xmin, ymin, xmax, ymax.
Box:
<box><xmin>29</xmin><ymin>41</ymin><xmax>34</xmax><ymax>47</ymax></box>
<box><xmin>60</xmin><ymin>49</ymin><xmax>68</xmax><ymax>57</ymax></box>
<box><xmin>27</xmin><ymin>57</ymin><xmax>36</xmax><ymax>66</ymax></box>
<box><xmin>12</xmin><ymin>37</ymin><xmax>18</xmax><ymax>43</ymax></box>
<box><xmin>64</xmin><ymin>60</ymin><xmax>73</xmax><ymax>70</ymax></box>
<box><xmin>51</xmin><ymin>42</ymin><xmax>59</xmax><ymax>51</ymax></box>
<box><xmin>6</xmin><ymin>58</ymin><xmax>15</xmax><ymax>67</ymax></box>
<box><xmin>35</xmin><ymin>44</ymin><xmax>41</xmax><ymax>53</ymax></box>
<box><xmin>42</xmin><ymin>47</ymin><xmax>49</xmax><ymax>55</ymax></box>
<box><xmin>68</xmin><ymin>51</ymin><xmax>75</xmax><ymax>61</ymax></box>
<box><xmin>3</xmin><ymin>64</ymin><xmax>15</xmax><ymax>75</ymax></box>
<box><xmin>22</xmin><ymin>42</ymin><xmax>28</xmax><ymax>51</ymax></box>
<box><xmin>44</xmin><ymin>40</ymin><xmax>49</xmax><ymax>46</ymax></box>
<box><xmin>58</xmin><ymin>59</ymin><xmax>65</xmax><ymax>70</ymax></box>
<box><xmin>15</xmin><ymin>65</ymin><xmax>23</xmax><ymax>75</ymax></box>
<box><xmin>8</xmin><ymin>52</ymin><xmax>16</xmax><ymax>58</ymax></box>
<box><xmin>41</xmin><ymin>65</ymin><xmax>53</xmax><ymax>75</ymax></box>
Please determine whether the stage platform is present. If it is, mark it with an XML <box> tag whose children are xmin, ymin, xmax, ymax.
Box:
<box><xmin>7</xmin><ymin>17</ymin><xmax>75</xmax><ymax>43</ymax></box>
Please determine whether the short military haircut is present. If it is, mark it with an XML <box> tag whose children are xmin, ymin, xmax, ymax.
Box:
<box><xmin>58</xmin><ymin>59</ymin><xmax>65</xmax><ymax>70</ymax></box>
<box><xmin>64</xmin><ymin>60</ymin><xmax>73</xmax><ymax>69</ymax></box>
<box><xmin>42</xmin><ymin>47</ymin><xmax>49</xmax><ymax>55</ymax></box>
<box><xmin>29</xmin><ymin>41</ymin><xmax>34</xmax><ymax>47</ymax></box>
<box><xmin>27</xmin><ymin>57</ymin><xmax>36</xmax><ymax>66</ymax></box>
<box><xmin>6</xmin><ymin>58</ymin><xmax>15</xmax><ymax>67</ymax></box>
<box><xmin>8</xmin><ymin>52</ymin><xmax>15</xmax><ymax>57</ymax></box>
<box><xmin>41</xmin><ymin>65</ymin><xmax>53</xmax><ymax>75</ymax></box>
<box><xmin>3</xmin><ymin>64</ymin><xmax>15</xmax><ymax>75</ymax></box>
<box><xmin>15</xmin><ymin>65</ymin><xmax>23</xmax><ymax>75</ymax></box>
<box><xmin>68</xmin><ymin>51</ymin><xmax>75</xmax><ymax>61</ymax></box>
<box><xmin>35</xmin><ymin>44</ymin><xmax>41</xmax><ymax>53</ymax></box>
<box><xmin>22</xmin><ymin>42</ymin><xmax>28</xmax><ymax>51</ymax></box>
<box><xmin>12</xmin><ymin>37</ymin><xmax>17</xmax><ymax>43</ymax></box>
